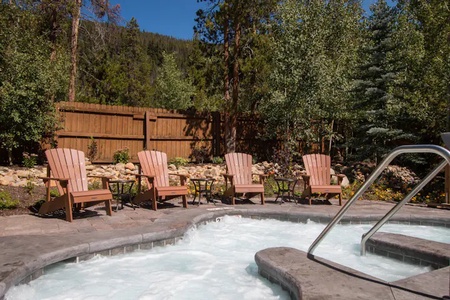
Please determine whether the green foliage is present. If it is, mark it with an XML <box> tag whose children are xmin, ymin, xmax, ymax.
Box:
<box><xmin>211</xmin><ymin>156</ymin><xmax>224</xmax><ymax>164</ymax></box>
<box><xmin>88</xmin><ymin>180</ymin><xmax>102</xmax><ymax>191</ymax></box>
<box><xmin>0</xmin><ymin>5</ymin><xmax>68</xmax><ymax>164</ymax></box>
<box><xmin>169</xmin><ymin>157</ymin><xmax>189</xmax><ymax>168</ymax></box>
<box><xmin>87</xmin><ymin>137</ymin><xmax>99</xmax><ymax>162</ymax></box>
<box><xmin>25</xmin><ymin>180</ymin><xmax>35</xmax><ymax>195</ymax></box>
<box><xmin>350</xmin><ymin>0</ymin><xmax>413</xmax><ymax>163</ymax></box>
<box><xmin>263</xmin><ymin>176</ymin><xmax>276</xmax><ymax>197</ymax></box>
<box><xmin>153</xmin><ymin>51</ymin><xmax>195</xmax><ymax>110</ymax></box>
<box><xmin>78</xmin><ymin>18</ymin><xmax>154</xmax><ymax>106</ymax></box>
<box><xmin>261</xmin><ymin>0</ymin><xmax>362</xmax><ymax>153</ymax></box>
<box><xmin>195</xmin><ymin>0</ymin><xmax>277</xmax><ymax>152</ymax></box>
<box><xmin>50</xmin><ymin>189</ymin><xmax>60</xmax><ymax>197</ymax></box>
<box><xmin>0</xmin><ymin>190</ymin><xmax>19</xmax><ymax>209</ymax></box>
<box><xmin>22</xmin><ymin>152</ymin><xmax>37</xmax><ymax>168</ymax></box>
<box><xmin>113</xmin><ymin>148</ymin><xmax>130</xmax><ymax>164</ymax></box>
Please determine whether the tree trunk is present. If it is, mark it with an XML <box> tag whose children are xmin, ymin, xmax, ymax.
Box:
<box><xmin>49</xmin><ymin>8</ymin><xmax>58</xmax><ymax>62</ymax></box>
<box><xmin>68</xmin><ymin>0</ymin><xmax>82</xmax><ymax>102</ymax></box>
<box><xmin>223</xmin><ymin>11</ymin><xmax>235</xmax><ymax>153</ymax></box>
<box><xmin>228</xmin><ymin>19</ymin><xmax>241</xmax><ymax>153</ymax></box>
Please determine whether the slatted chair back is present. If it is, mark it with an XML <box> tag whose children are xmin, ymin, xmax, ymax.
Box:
<box><xmin>138</xmin><ymin>150</ymin><xmax>169</xmax><ymax>187</ymax></box>
<box><xmin>302</xmin><ymin>154</ymin><xmax>331</xmax><ymax>186</ymax></box>
<box><xmin>46</xmin><ymin>148</ymin><xmax>88</xmax><ymax>195</ymax></box>
<box><xmin>225</xmin><ymin>152</ymin><xmax>253</xmax><ymax>185</ymax></box>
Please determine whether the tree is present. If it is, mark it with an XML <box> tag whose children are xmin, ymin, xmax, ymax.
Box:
<box><xmin>0</xmin><ymin>4</ymin><xmax>68</xmax><ymax>164</ymax></box>
<box><xmin>195</xmin><ymin>0</ymin><xmax>276</xmax><ymax>153</ymax></box>
<box><xmin>397</xmin><ymin>0</ymin><xmax>450</xmax><ymax>143</ymax></box>
<box><xmin>261</xmin><ymin>0</ymin><xmax>363</xmax><ymax>155</ymax></box>
<box><xmin>351</xmin><ymin>0</ymin><xmax>414</xmax><ymax>163</ymax></box>
<box><xmin>154</xmin><ymin>51</ymin><xmax>195</xmax><ymax>110</ymax></box>
<box><xmin>68</xmin><ymin>0</ymin><xmax>120</xmax><ymax>102</ymax></box>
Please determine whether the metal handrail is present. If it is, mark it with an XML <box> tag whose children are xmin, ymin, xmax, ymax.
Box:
<box><xmin>307</xmin><ymin>144</ymin><xmax>450</xmax><ymax>257</ymax></box>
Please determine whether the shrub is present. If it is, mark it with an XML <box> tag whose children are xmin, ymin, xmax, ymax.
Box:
<box><xmin>169</xmin><ymin>157</ymin><xmax>189</xmax><ymax>168</ymax></box>
<box><xmin>212</xmin><ymin>156</ymin><xmax>224</xmax><ymax>164</ymax></box>
<box><xmin>113</xmin><ymin>148</ymin><xmax>130</xmax><ymax>164</ymax></box>
<box><xmin>87</xmin><ymin>137</ymin><xmax>99</xmax><ymax>162</ymax></box>
<box><xmin>264</xmin><ymin>176</ymin><xmax>276</xmax><ymax>197</ymax></box>
<box><xmin>25</xmin><ymin>180</ymin><xmax>35</xmax><ymax>195</ymax></box>
<box><xmin>0</xmin><ymin>190</ymin><xmax>20</xmax><ymax>209</ymax></box>
<box><xmin>191</xmin><ymin>142</ymin><xmax>209</xmax><ymax>163</ymax></box>
<box><xmin>22</xmin><ymin>152</ymin><xmax>37</xmax><ymax>168</ymax></box>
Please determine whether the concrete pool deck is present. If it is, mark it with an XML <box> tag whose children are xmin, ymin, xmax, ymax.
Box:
<box><xmin>0</xmin><ymin>198</ymin><xmax>449</xmax><ymax>299</ymax></box>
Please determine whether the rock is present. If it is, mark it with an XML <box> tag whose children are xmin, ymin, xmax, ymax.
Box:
<box><xmin>115</xmin><ymin>163</ymin><xmax>125</xmax><ymax>171</ymax></box>
<box><xmin>125</xmin><ymin>162</ymin><xmax>135</xmax><ymax>171</ymax></box>
<box><xmin>15</xmin><ymin>170</ymin><xmax>30</xmax><ymax>178</ymax></box>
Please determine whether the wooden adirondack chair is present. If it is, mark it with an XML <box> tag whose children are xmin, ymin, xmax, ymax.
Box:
<box><xmin>223</xmin><ymin>152</ymin><xmax>266</xmax><ymax>205</ymax></box>
<box><xmin>133</xmin><ymin>150</ymin><xmax>188</xmax><ymax>211</ymax></box>
<box><xmin>39</xmin><ymin>148</ymin><xmax>113</xmax><ymax>222</ymax></box>
<box><xmin>301</xmin><ymin>154</ymin><xmax>344</xmax><ymax>206</ymax></box>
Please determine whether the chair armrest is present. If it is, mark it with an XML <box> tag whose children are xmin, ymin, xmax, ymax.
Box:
<box><xmin>135</xmin><ymin>174</ymin><xmax>155</xmax><ymax>180</ymax></box>
<box><xmin>168</xmin><ymin>173</ymin><xmax>188</xmax><ymax>185</ymax></box>
<box><xmin>331</xmin><ymin>173</ymin><xmax>345</xmax><ymax>184</ymax></box>
<box><xmin>223</xmin><ymin>174</ymin><xmax>234</xmax><ymax>180</ymax></box>
<box><xmin>168</xmin><ymin>173</ymin><xmax>188</xmax><ymax>180</ymax></box>
<box><xmin>252</xmin><ymin>173</ymin><xmax>267</xmax><ymax>184</ymax></box>
<box><xmin>39</xmin><ymin>176</ymin><xmax>69</xmax><ymax>187</ymax></box>
<box><xmin>222</xmin><ymin>174</ymin><xmax>234</xmax><ymax>189</ymax></box>
<box><xmin>301</xmin><ymin>174</ymin><xmax>310</xmax><ymax>188</ymax></box>
<box><xmin>88</xmin><ymin>175</ymin><xmax>113</xmax><ymax>189</ymax></box>
<box><xmin>252</xmin><ymin>173</ymin><xmax>268</xmax><ymax>178</ymax></box>
<box><xmin>88</xmin><ymin>175</ymin><xmax>112</xmax><ymax>179</ymax></box>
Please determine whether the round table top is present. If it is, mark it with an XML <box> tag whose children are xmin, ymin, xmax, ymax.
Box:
<box><xmin>274</xmin><ymin>177</ymin><xmax>296</xmax><ymax>182</ymax></box>
<box><xmin>190</xmin><ymin>178</ymin><xmax>215</xmax><ymax>182</ymax></box>
<box><xmin>108</xmin><ymin>179</ymin><xmax>135</xmax><ymax>184</ymax></box>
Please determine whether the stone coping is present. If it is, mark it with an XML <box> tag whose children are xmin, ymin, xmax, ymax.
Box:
<box><xmin>1</xmin><ymin>205</ymin><xmax>449</xmax><ymax>299</ymax></box>
<box><xmin>367</xmin><ymin>232</ymin><xmax>450</xmax><ymax>269</ymax></box>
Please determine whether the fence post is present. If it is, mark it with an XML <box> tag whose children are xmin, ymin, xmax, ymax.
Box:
<box><xmin>144</xmin><ymin>111</ymin><xmax>157</xmax><ymax>150</ymax></box>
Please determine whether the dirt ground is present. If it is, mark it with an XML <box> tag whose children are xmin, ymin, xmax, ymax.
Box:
<box><xmin>0</xmin><ymin>185</ymin><xmax>46</xmax><ymax>217</ymax></box>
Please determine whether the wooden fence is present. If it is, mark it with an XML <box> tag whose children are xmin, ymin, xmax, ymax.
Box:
<box><xmin>52</xmin><ymin>102</ymin><xmax>275</xmax><ymax>163</ymax></box>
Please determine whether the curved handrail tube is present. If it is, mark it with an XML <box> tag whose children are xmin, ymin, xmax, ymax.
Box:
<box><xmin>360</xmin><ymin>159</ymin><xmax>447</xmax><ymax>255</ymax></box>
<box><xmin>307</xmin><ymin>145</ymin><xmax>450</xmax><ymax>257</ymax></box>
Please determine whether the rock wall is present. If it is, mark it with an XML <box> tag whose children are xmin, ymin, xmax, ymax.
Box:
<box><xmin>0</xmin><ymin>161</ymin><xmax>350</xmax><ymax>188</ymax></box>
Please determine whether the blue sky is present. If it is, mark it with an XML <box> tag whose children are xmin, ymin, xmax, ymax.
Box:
<box><xmin>110</xmin><ymin>0</ymin><xmax>394</xmax><ymax>40</ymax></box>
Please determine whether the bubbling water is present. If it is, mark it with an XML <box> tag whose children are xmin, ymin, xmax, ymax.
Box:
<box><xmin>6</xmin><ymin>216</ymin><xmax>449</xmax><ymax>300</ymax></box>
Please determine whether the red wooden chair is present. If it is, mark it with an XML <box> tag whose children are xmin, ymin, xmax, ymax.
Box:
<box><xmin>39</xmin><ymin>148</ymin><xmax>113</xmax><ymax>222</ymax></box>
<box><xmin>133</xmin><ymin>150</ymin><xmax>188</xmax><ymax>211</ymax></box>
<box><xmin>223</xmin><ymin>152</ymin><xmax>266</xmax><ymax>205</ymax></box>
<box><xmin>301</xmin><ymin>154</ymin><xmax>344</xmax><ymax>206</ymax></box>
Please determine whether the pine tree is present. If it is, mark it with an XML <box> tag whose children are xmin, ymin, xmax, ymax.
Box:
<box><xmin>351</xmin><ymin>0</ymin><xmax>412</xmax><ymax>163</ymax></box>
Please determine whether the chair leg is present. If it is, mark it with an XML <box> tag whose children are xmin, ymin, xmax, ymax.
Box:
<box><xmin>182</xmin><ymin>195</ymin><xmax>188</xmax><ymax>208</ymax></box>
<box><xmin>338</xmin><ymin>193</ymin><xmax>342</xmax><ymax>206</ymax></box>
<box><xmin>152</xmin><ymin>197</ymin><xmax>157</xmax><ymax>211</ymax></box>
<box><xmin>152</xmin><ymin>188</ymin><xmax>158</xmax><ymax>211</ymax></box>
<box><xmin>231</xmin><ymin>195</ymin><xmax>236</xmax><ymax>205</ymax></box>
<box><xmin>260</xmin><ymin>193</ymin><xmax>265</xmax><ymax>205</ymax></box>
<box><xmin>65</xmin><ymin>195</ymin><xmax>73</xmax><ymax>222</ymax></box>
<box><xmin>105</xmin><ymin>200</ymin><xmax>113</xmax><ymax>216</ymax></box>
